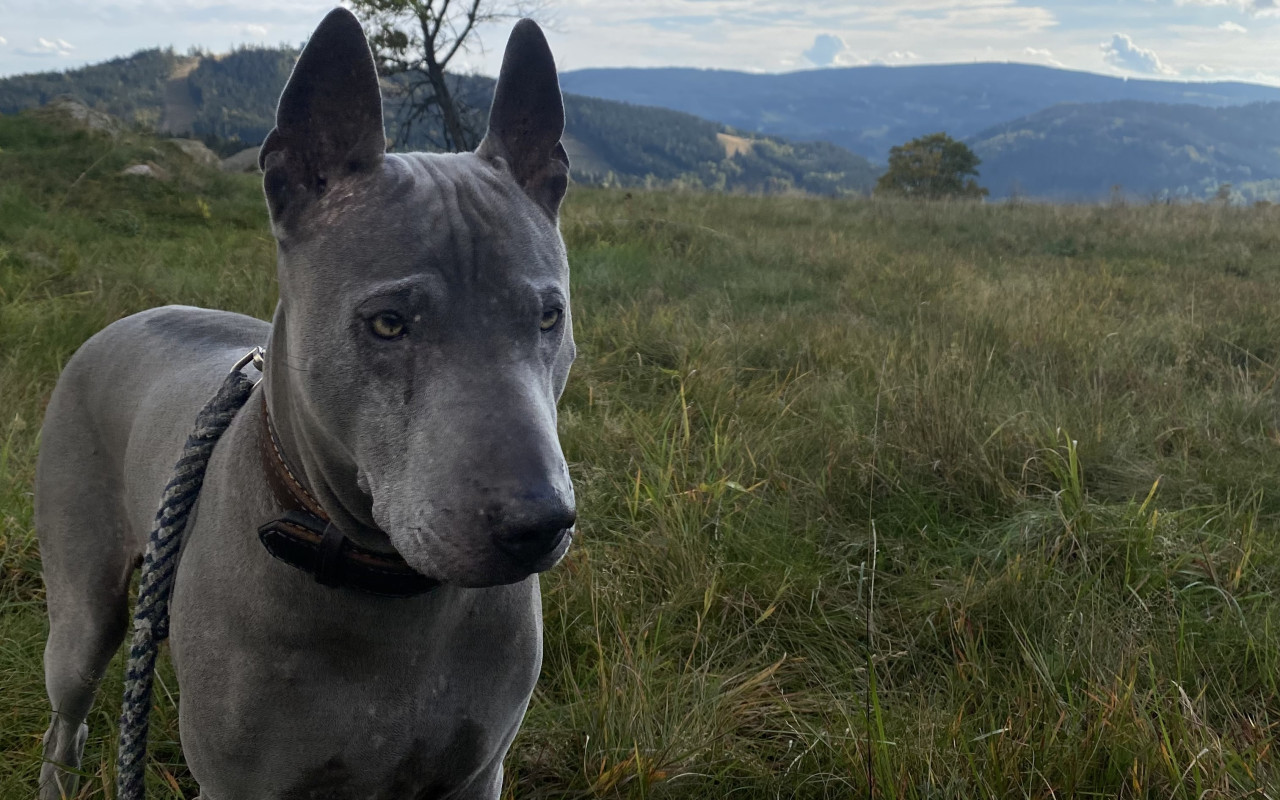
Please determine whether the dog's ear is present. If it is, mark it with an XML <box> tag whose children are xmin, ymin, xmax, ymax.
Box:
<box><xmin>477</xmin><ymin>19</ymin><xmax>570</xmax><ymax>218</ymax></box>
<box><xmin>259</xmin><ymin>7</ymin><xmax>385</xmax><ymax>227</ymax></box>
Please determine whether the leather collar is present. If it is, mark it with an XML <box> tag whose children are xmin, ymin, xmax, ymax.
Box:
<box><xmin>256</xmin><ymin>392</ymin><xmax>439</xmax><ymax>597</ymax></box>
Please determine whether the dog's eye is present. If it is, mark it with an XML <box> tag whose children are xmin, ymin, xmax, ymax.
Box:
<box><xmin>370</xmin><ymin>312</ymin><xmax>406</xmax><ymax>340</ymax></box>
<box><xmin>540</xmin><ymin>308</ymin><xmax>562</xmax><ymax>332</ymax></box>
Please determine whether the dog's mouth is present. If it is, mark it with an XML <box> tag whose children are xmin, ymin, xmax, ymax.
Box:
<box><xmin>373</xmin><ymin>511</ymin><xmax>575</xmax><ymax>588</ymax></box>
<box><xmin>471</xmin><ymin>524</ymin><xmax>575</xmax><ymax>586</ymax></box>
<box><xmin>511</xmin><ymin>525</ymin><xmax>574</xmax><ymax>573</ymax></box>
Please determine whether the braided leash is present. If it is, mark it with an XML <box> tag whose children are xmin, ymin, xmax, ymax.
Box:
<box><xmin>116</xmin><ymin>347</ymin><xmax>263</xmax><ymax>799</ymax></box>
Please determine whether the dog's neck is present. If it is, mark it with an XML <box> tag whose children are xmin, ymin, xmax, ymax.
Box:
<box><xmin>261</xmin><ymin>310</ymin><xmax>394</xmax><ymax>554</ymax></box>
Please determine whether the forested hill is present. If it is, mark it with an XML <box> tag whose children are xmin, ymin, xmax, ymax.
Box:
<box><xmin>0</xmin><ymin>49</ymin><xmax>180</xmax><ymax>128</ymax></box>
<box><xmin>0</xmin><ymin>47</ymin><xmax>878</xmax><ymax>196</ymax></box>
<box><xmin>971</xmin><ymin>100</ymin><xmax>1280</xmax><ymax>202</ymax></box>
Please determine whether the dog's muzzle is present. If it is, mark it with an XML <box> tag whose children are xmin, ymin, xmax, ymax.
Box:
<box><xmin>491</xmin><ymin>501</ymin><xmax>576</xmax><ymax>568</ymax></box>
<box><xmin>256</xmin><ymin>391</ymin><xmax>439</xmax><ymax>597</ymax></box>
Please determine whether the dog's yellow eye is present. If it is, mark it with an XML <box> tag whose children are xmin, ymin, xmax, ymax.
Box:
<box><xmin>540</xmin><ymin>309</ymin><xmax>561</xmax><ymax>332</ymax></box>
<box><xmin>370</xmin><ymin>312</ymin><xmax>405</xmax><ymax>339</ymax></box>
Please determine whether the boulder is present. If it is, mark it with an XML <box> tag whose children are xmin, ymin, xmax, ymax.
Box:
<box><xmin>220</xmin><ymin>146</ymin><xmax>262</xmax><ymax>173</ymax></box>
<box><xmin>33</xmin><ymin>95</ymin><xmax>122</xmax><ymax>137</ymax></box>
<box><xmin>167</xmin><ymin>138</ymin><xmax>221</xmax><ymax>168</ymax></box>
<box><xmin>121</xmin><ymin>163</ymin><xmax>168</xmax><ymax>180</ymax></box>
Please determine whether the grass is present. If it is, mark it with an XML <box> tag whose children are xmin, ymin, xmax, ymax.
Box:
<box><xmin>2</xmin><ymin>111</ymin><xmax>1280</xmax><ymax>798</ymax></box>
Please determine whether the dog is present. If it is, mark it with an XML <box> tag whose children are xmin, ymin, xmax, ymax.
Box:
<box><xmin>36</xmin><ymin>8</ymin><xmax>575</xmax><ymax>798</ymax></box>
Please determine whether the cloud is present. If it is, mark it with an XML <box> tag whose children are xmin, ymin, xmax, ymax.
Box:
<box><xmin>1023</xmin><ymin>46</ymin><xmax>1064</xmax><ymax>67</ymax></box>
<box><xmin>0</xmin><ymin>36</ymin><xmax>7</xmax><ymax>46</ymax></box>
<box><xmin>1101</xmin><ymin>33</ymin><xmax>1176</xmax><ymax>75</ymax></box>
<box><xmin>802</xmin><ymin>33</ymin><xmax>848</xmax><ymax>67</ymax></box>
<box><xmin>1176</xmin><ymin>0</ymin><xmax>1278</xmax><ymax>15</ymax></box>
<box><xmin>799</xmin><ymin>33</ymin><xmax>926</xmax><ymax>69</ymax></box>
<box><xmin>1218</xmin><ymin>20</ymin><xmax>1248</xmax><ymax>31</ymax></box>
<box><xmin>241</xmin><ymin>24</ymin><xmax>268</xmax><ymax>38</ymax></box>
<box><xmin>19</xmin><ymin>36</ymin><xmax>75</xmax><ymax>57</ymax></box>
<box><xmin>867</xmin><ymin>50</ymin><xmax>919</xmax><ymax>66</ymax></box>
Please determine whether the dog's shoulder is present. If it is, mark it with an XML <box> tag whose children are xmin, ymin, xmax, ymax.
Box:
<box><xmin>57</xmin><ymin>305</ymin><xmax>268</xmax><ymax>401</ymax></box>
<box><xmin>125</xmin><ymin>305</ymin><xmax>269</xmax><ymax>352</ymax></box>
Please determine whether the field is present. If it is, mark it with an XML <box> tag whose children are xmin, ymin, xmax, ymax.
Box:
<box><xmin>2</xmin><ymin>113</ymin><xmax>1280</xmax><ymax>798</ymax></box>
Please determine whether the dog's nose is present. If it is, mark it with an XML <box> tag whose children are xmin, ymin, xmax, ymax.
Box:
<box><xmin>491</xmin><ymin>496</ymin><xmax>576</xmax><ymax>564</ymax></box>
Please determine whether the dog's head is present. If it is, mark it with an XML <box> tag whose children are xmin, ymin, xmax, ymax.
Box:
<box><xmin>258</xmin><ymin>8</ymin><xmax>575</xmax><ymax>587</ymax></box>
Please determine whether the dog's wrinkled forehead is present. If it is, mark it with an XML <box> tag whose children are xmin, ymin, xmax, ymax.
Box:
<box><xmin>281</xmin><ymin>151</ymin><xmax>566</xmax><ymax>288</ymax></box>
<box><xmin>260</xmin><ymin>8</ymin><xmax>568</xmax><ymax>264</ymax></box>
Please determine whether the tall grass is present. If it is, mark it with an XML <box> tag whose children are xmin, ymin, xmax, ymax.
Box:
<box><xmin>2</xmin><ymin>113</ymin><xmax>1279</xmax><ymax>797</ymax></box>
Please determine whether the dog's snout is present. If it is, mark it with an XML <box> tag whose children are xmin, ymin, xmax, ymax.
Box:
<box><xmin>491</xmin><ymin>494</ymin><xmax>576</xmax><ymax>564</ymax></box>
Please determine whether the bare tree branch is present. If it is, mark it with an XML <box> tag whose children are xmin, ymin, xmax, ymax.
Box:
<box><xmin>350</xmin><ymin>0</ymin><xmax>544</xmax><ymax>152</ymax></box>
<box><xmin>439</xmin><ymin>6</ymin><xmax>480</xmax><ymax>67</ymax></box>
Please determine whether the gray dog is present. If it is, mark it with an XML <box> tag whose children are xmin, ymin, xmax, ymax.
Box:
<box><xmin>36</xmin><ymin>8</ymin><xmax>575</xmax><ymax>798</ymax></box>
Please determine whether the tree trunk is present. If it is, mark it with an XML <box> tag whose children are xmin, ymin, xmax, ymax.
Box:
<box><xmin>426</xmin><ymin>62</ymin><xmax>471</xmax><ymax>150</ymax></box>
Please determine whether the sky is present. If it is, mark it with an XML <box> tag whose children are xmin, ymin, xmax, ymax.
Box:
<box><xmin>1</xmin><ymin>0</ymin><xmax>1278</xmax><ymax>85</ymax></box>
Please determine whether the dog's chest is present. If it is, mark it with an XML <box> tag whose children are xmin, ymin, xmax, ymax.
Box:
<box><xmin>171</xmin><ymin>542</ymin><xmax>541</xmax><ymax>798</ymax></box>
<box><xmin>174</xmin><ymin>612</ymin><xmax>533</xmax><ymax>797</ymax></box>
<box><xmin>280</xmin><ymin>721</ymin><xmax>487</xmax><ymax>799</ymax></box>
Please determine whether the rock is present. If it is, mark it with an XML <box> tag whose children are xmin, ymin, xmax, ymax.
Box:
<box><xmin>33</xmin><ymin>95</ymin><xmax>123</xmax><ymax>137</ymax></box>
<box><xmin>220</xmin><ymin>146</ymin><xmax>262</xmax><ymax>173</ymax></box>
<box><xmin>168</xmin><ymin>138</ymin><xmax>221</xmax><ymax>168</ymax></box>
<box><xmin>121</xmin><ymin>162</ymin><xmax>168</xmax><ymax>180</ymax></box>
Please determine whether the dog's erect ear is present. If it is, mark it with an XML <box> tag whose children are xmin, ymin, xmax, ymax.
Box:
<box><xmin>477</xmin><ymin>19</ymin><xmax>570</xmax><ymax>218</ymax></box>
<box><xmin>259</xmin><ymin>7</ymin><xmax>385</xmax><ymax>226</ymax></box>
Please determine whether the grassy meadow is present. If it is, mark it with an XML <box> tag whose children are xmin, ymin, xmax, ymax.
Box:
<box><xmin>3</xmin><ymin>112</ymin><xmax>1280</xmax><ymax>798</ymax></box>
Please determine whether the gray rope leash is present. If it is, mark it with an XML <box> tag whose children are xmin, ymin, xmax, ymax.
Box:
<box><xmin>117</xmin><ymin>347</ymin><xmax>263</xmax><ymax>800</ymax></box>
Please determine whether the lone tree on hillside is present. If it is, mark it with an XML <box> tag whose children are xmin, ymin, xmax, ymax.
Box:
<box><xmin>875</xmin><ymin>132</ymin><xmax>989</xmax><ymax>200</ymax></box>
<box><xmin>349</xmin><ymin>0</ymin><xmax>541</xmax><ymax>152</ymax></box>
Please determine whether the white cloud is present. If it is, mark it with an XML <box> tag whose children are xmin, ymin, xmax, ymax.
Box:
<box><xmin>1197</xmin><ymin>63</ymin><xmax>1216</xmax><ymax>73</ymax></box>
<box><xmin>0</xmin><ymin>36</ymin><xmax>7</xmax><ymax>46</ymax></box>
<box><xmin>1219</xmin><ymin>20</ymin><xmax>1249</xmax><ymax>31</ymax></box>
<box><xmin>546</xmin><ymin>0</ymin><xmax>1057</xmax><ymax>68</ymax></box>
<box><xmin>802</xmin><ymin>33</ymin><xmax>847</xmax><ymax>67</ymax></box>
<box><xmin>865</xmin><ymin>50</ymin><xmax>918</xmax><ymax>66</ymax></box>
<box><xmin>20</xmin><ymin>36</ymin><xmax>75</xmax><ymax>57</ymax></box>
<box><xmin>1023</xmin><ymin>46</ymin><xmax>1064</xmax><ymax>67</ymax></box>
<box><xmin>1101</xmin><ymin>33</ymin><xmax>1176</xmax><ymax>75</ymax></box>
<box><xmin>1176</xmin><ymin>0</ymin><xmax>1279</xmax><ymax>16</ymax></box>
<box><xmin>1</xmin><ymin>0</ymin><xmax>1277</xmax><ymax>87</ymax></box>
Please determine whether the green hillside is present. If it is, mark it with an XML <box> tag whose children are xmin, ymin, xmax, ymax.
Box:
<box><xmin>0</xmin><ymin>47</ymin><xmax>877</xmax><ymax>196</ymax></box>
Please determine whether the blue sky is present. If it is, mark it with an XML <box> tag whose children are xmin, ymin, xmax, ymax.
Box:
<box><xmin>1</xmin><ymin>0</ymin><xmax>1278</xmax><ymax>84</ymax></box>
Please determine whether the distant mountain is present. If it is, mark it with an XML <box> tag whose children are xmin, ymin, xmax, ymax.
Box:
<box><xmin>559</xmin><ymin>64</ymin><xmax>1280</xmax><ymax>162</ymax></box>
<box><xmin>16</xmin><ymin>51</ymin><xmax>1280</xmax><ymax>203</ymax></box>
<box><xmin>0</xmin><ymin>49</ymin><xmax>179</xmax><ymax>128</ymax></box>
<box><xmin>0</xmin><ymin>46</ymin><xmax>294</xmax><ymax>144</ymax></box>
<box><xmin>0</xmin><ymin>48</ymin><xmax>878</xmax><ymax>196</ymax></box>
<box><xmin>970</xmin><ymin>101</ymin><xmax>1280</xmax><ymax>202</ymax></box>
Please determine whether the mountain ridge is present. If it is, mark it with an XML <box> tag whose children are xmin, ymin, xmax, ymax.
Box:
<box><xmin>559</xmin><ymin>63</ymin><xmax>1280</xmax><ymax>162</ymax></box>
<box><xmin>0</xmin><ymin>46</ymin><xmax>879</xmax><ymax>196</ymax></box>
<box><xmin>6</xmin><ymin>48</ymin><xmax>1280</xmax><ymax>202</ymax></box>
